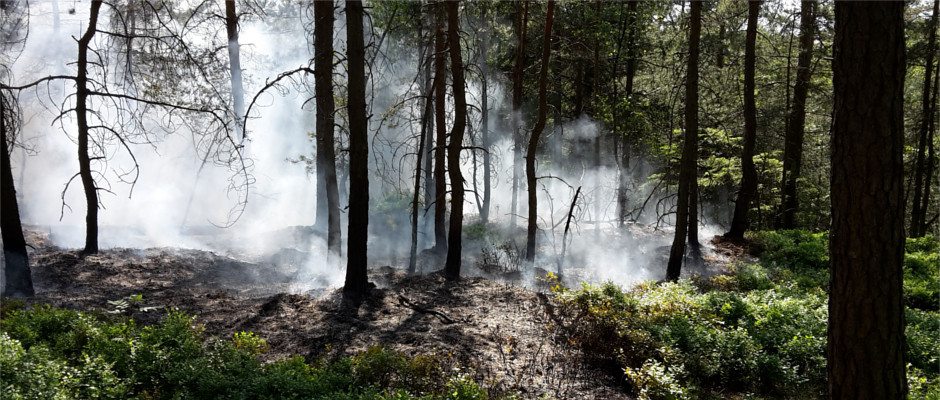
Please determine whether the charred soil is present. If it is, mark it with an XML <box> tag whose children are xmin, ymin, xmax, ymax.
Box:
<box><xmin>21</xmin><ymin>229</ymin><xmax>634</xmax><ymax>399</ymax></box>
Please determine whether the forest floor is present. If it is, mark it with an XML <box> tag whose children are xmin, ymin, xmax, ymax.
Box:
<box><xmin>20</xmin><ymin>227</ymin><xmax>737</xmax><ymax>399</ymax></box>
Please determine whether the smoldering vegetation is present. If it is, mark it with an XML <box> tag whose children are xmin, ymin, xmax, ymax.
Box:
<box><xmin>7</xmin><ymin>2</ymin><xmax>725</xmax><ymax>294</ymax></box>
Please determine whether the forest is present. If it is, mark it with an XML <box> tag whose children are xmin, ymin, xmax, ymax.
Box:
<box><xmin>0</xmin><ymin>0</ymin><xmax>938</xmax><ymax>399</ymax></box>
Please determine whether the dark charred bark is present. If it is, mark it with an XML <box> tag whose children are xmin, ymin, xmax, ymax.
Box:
<box><xmin>829</xmin><ymin>2</ymin><xmax>907</xmax><ymax>397</ymax></box>
<box><xmin>524</xmin><ymin>0</ymin><xmax>554</xmax><ymax>262</ymax></box>
<box><xmin>78</xmin><ymin>0</ymin><xmax>103</xmax><ymax>255</ymax></box>
<box><xmin>510</xmin><ymin>0</ymin><xmax>528</xmax><ymax>230</ymax></box>
<box><xmin>1</xmin><ymin>91</ymin><xmax>33</xmax><ymax>299</ymax></box>
<box><xmin>432</xmin><ymin>2</ymin><xmax>448</xmax><ymax>254</ymax></box>
<box><xmin>726</xmin><ymin>1</ymin><xmax>760</xmax><ymax>239</ymax></box>
<box><xmin>343</xmin><ymin>0</ymin><xmax>370</xmax><ymax>300</ymax></box>
<box><xmin>444</xmin><ymin>0</ymin><xmax>467</xmax><ymax>281</ymax></box>
<box><xmin>777</xmin><ymin>0</ymin><xmax>816</xmax><ymax>229</ymax></box>
<box><xmin>912</xmin><ymin>0</ymin><xmax>939</xmax><ymax>238</ymax></box>
<box><xmin>666</xmin><ymin>0</ymin><xmax>701</xmax><ymax>282</ymax></box>
<box><xmin>314</xmin><ymin>0</ymin><xmax>341</xmax><ymax>259</ymax></box>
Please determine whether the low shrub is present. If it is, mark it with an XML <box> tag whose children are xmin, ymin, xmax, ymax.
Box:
<box><xmin>0</xmin><ymin>306</ymin><xmax>498</xmax><ymax>400</ymax></box>
<box><xmin>550</xmin><ymin>230</ymin><xmax>937</xmax><ymax>399</ymax></box>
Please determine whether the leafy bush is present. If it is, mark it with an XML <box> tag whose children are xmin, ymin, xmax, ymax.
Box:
<box><xmin>0</xmin><ymin>306</ymin><xmax>499</xmax><ymax>400</ymax></box>
<box><xmin>748</xmin><ymin>230</ymin><xmax>829</xmax><ymax>271</ymax></box>
<box><xmin>550</xmin><ymin>230</ymin><xmax>938</xmax><ymax>398</ymax></box>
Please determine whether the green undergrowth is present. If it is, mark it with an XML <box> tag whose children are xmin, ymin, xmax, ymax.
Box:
<box><xmin>0</xmin><ymin>305</ymin><xmax>501</xmax><ymax>400</ymax></box>
<box><xmin>548</xmin><ymin>230</ymin><xmax>939</xmax><ymax>399</ymax></box>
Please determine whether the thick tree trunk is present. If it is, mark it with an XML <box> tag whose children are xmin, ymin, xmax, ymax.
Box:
<box><xmin>727</xmin><ymin>1</ymin><xmax>760</xmax><ymax>239</ymax></box>
<box><xmin>777</xmin><ymin>0</ymin><xmax>816</xmax><ymax>229</ymax></box>
<box><xmin>829</xmin><ymin>2</ymin><xmax>907</xmax><ymax>397</ymax></box>
<box><xmin>225</xmin><ymin>0</ymin><xmax>246</xmax><ymax>141</ymax></box>
<box><xmin>78</xmin><ymin>0</ymin><xmax>102</xmax><ymax>255</ymax></box>
<box><xmin>343</xmin><ymin>0</ymin><xmax>370</xmax><ymax>300</ymax></box>
<box><xmin>666</xmin><ymin>0</ymin><xmax>701</xmax><ymax>281</ymax></box>
<box><xmin>432</xmin><ymin>2</ymin><xmax>448</xmax><ymax>254</ymax></box>
<box><xmin>510</xmin><ymin>0</ymin><xmax>528</xmax><ymax>231</ymax></box>
<box><xmin>911</xmin><ymin>0</ymin><xmax>939</xmax><ymax>238</ymax></box>
<box><xmin>314</xmin><ymin>0</ymin><xmax>341</xmax><ymax>259</ymax></box>
<box><xmin>524</xmin><ymin>0</ymin><xmax>554</xmax><ymax>262</ymax></box>
<box><xmin>444</xmin><ymin>0</ymin><xmax>467</xmax><ymax>281</ymax></box>
<box><xmin>1</xmin><ymin>92</ymin><xmax>33</xmax><ymax>299</ymax></box>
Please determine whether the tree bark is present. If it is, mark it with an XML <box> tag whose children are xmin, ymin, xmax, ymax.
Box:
<box><xmin>726</xmin><ymin>1</ymin><xmax>760</xmax><ymax>239</ymax></box>
<box><xmin>432</xmin><ymin>1</ymin><xmax>448</xmax><ymax>254</ymax></box>
<box><xmin>314</xmin><ymin>0</ymin><xmax>341</xmax><ymax>259</ymax></box>
<box><xmin>922</xmin><ymin>66</ymin><xmax>939</xmax><ymax>234</ymax></box>
<box><xmin>617</xmin><ymin>0</ymin><xmax>639</xmax><ymax>228</ymax></box>
<box><xmin>510</xmin><ymin>0</ymin><xmax>528</xmax><ymax>231</ymax></box>
<box><xmin>524</xmin><ymin>0</ymin><xmax>554</xmax><ymax>262</ymax></box>
<box><xmin>666</xmin><ymin>0</ymin><xmax>701</xmax><ymax>281</ymax></box>
<box><xmin>225</xmin><ymin>0</ymin><xmax>246</xmax><ymax>141</ymax></box>
<box><xmin>1</xmin><ymin>91</ymin><xmax>34</xmax><ymax>299</ymax></box>
<box><xmin>592</xmin><ymin>10</ymin><xmax>601</xmax><ymax>237</ymax></box>
<box><xmin>343</xmin><ymin>0</ymin><xmax>370</xmax><ymax>300</ymax></box>
<box><xmin>480</xmin><ymin>27</ymin><xmax>491</xmax><ymax>224</ymax></box>
<box><xmin>829</xmin><ymin>2</ymin><xmax>907</xmax><ymax>397</ymax></box>
<box><xmin>444</xmin><ymin>0</ymin><xmax>467</xmax><ymax>281</ymax></box>
<box><xmin>410</xmin><ymin>16</ymin><xmax>434</xmax><ymax>275</ymax></box>
<box><xmin>78</xmin><ymin>0</ymin><xmax>103</xmax><ymax>255</ymax></box>
<box><xmin>911</xmin><ymin>0</ymin><xmax>939</xmax><ymax>238</ymax></box>
<box><xmin>777</xmin><ymin>0</ymin><xmax>816</xmax><ymax>229</ymax></box>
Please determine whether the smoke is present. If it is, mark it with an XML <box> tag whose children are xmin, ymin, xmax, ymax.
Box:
<box><xmin>9</xmin><ymin>2</ymin><xmax>722</xmax><ymax>293</ymax></box>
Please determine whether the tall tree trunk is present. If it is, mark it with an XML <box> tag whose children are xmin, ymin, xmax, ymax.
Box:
<box><xmin>829</xmin><ymin>3</ymin><xmax>907</xmax><ymax>397</ymax></box>
<box><xmin>432</xmin><ymin>2</ymin><xmax>448</xmax><ymax>254</ymax></box>
<box><xmin>592</xmin><ymin>13</ymin><xmax>601</xmax><ymax>237</ymax></box>
<box><xmin>510</xmin><ymin>0</ymin><xmax>528</xmax><ymax>230</ymax></box>
<box><xmin>343</xmin><ymin>0</ymin><xmax>370</xmax><ymax>300</ymax></box>
<box><xmin>617</xmin><ymin>0</ymin><xmax>639</xmax><ymax>228</ymax></box>
<box><xmin>524</xmin><ymin>0</ymin><xmax>555</xmax><ymax>262</ymax></box>
<box><xmin>314</xmin><ymin>0</ymin><xmax>341</xmax><ymax>259</ymax></box>
<box><xmin>777</xmin><ymin>0</ymin><xmax>816</xmax><ymax>229</ymax></box>
<box><xmin>78</xmin><ymin>0</ymin><xmax>102</xmax><ymax>255</ymax></box>
<box><xmin>551</xmin><ymin>27</ymin><xmax>563</xmax><ymax>172</ymax></box>
<box><xmin>726</xmin><ymin>1</ymin><xmax>760</xmax><ymax>239</ymax></box>
<box><xmin>225</xmin><ymin>0</ymin><xmax>246</xmax><ymax>141</ymax></box>
<box><xmin>444</xmin><ymin>0</ymin><xmax>467</xmax><ymax>281</ymax></box>
<box><xmin>410</xmin><ymin>18</ymin><xmax>434</xmax><ymax>275</ymax></box>
<box><xmin>480</xmin><ymin>25</ymin><xmax>491</xmax><ymax>224</ymax></box>
<box><xmin>911</xmin><ymin>0</ymin><xmax>939</xmax><ymax>238</ymax></box>
<box><xmin>666</xmin><ymin>0</ymin><xmax>701</xmax><ymax>281</ymax></box>
<box><xmin>922</xmin><ymin>67</ymin><xmax>939</xmax><ymax>234</ymax></box>
<box><xmin>1</xmin><ymin>91</ymin><xmax>33</xmax><ymax>299</ymax></box>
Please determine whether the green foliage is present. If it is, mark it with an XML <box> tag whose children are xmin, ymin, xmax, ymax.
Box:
<box><xmin>903</xmin><ymin>235</ymin><xmax>940</xmax><ymax>311</ymax></box>
<box><xmin>105</xmin><ymin>294</ymin><xmax>161</xmax><ymax>316</ymax></box>
<box><xmin>0</xmin><ymin>307</ymin><xmax>498</xmax><ymax>400</ymax></box>
<box><xmin>624</xmin><ymin>360</ymin><xmax>687</xmax><ymax>400</ymax></box>
<box><xmin>551</xmin><ymin>230</ymin><xmax>937</xmax><ymax>398</ymax></box>
<box><xmin>749</xmin><ymin>230</ymin><xmax>830</xmax><ymax>271</ymax></box>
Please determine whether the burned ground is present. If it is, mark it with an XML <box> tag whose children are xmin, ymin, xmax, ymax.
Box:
<box><xmin>21</xmin><ymin>229</ymin><xmax>639</xmax><ymax>399</ymax></box>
